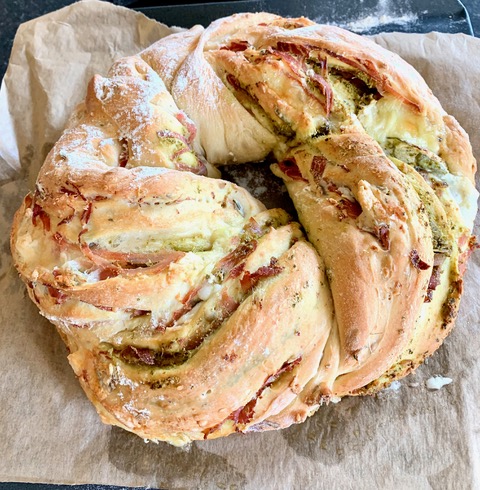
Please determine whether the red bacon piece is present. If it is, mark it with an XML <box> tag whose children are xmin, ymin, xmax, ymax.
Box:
<box><xmin>243</xmin><ymin>218</ymin><xmax>264</xmax><ymax>238</ymax></box>
<box><xmin>175</xmin><ymin>111</ymin><xmax>197</xmax><ymax>145</ymax></box>
<box><xmin>97</xmin><ymin>267</ymin><xmax>121</xmax><ymax>280</ymax></box>
<box><xmin>47</xmin><ymin>286</ymin><xmax>68</xmax><ymax>304</ymax></box>
<box><xmin>375</xmin><ymin>224</ymin><xmax>390</xmax><ymax>250</ymax></box>
<box><xmin>215</xmin><ymin>241</ymin><xmax>258</xmax><ymax>278</ymax></box>
<box><xmin>80</xmin><ymin>240</ymin><xmax>117</xmax><ymax>271</ymax></box>
<box><xmin>410</xmin><ymin>249</ymin><xmax>431</xmax><ymax>270</ymax></box>
<box><xmin>222</xmin><ymin>40</ymin><xmax>250</xmax><ymax>52</ymax></box>
<box><xmin>275</xmin><ymin>42</ymin><xmax>311</xmax><ymax>58</ymax></box>
<box><xmin>120</xmin><ymin>346</ymin><xmax>156</xmax><ymax>366</ymax></box>
<box><xmin>95</xmin><ymin>305</ymin><xmax>114</xmax><ymax>312</ymax></box>
<box><xmin>229</xmin><ymin>356</ymin><xmax>303</xmax><ymax>425</ymax></box>
<box><xmin>81</xmin><ymin>202</ymin><xmax>93</xmax><ymax>225</ymax></box>
<box><xmin>308</xmin><ymin>71</ymin><xmax>333</xmax><ymax>115</ymax></box>
<box><xmin>60</xmin><ymin>182</ymin><xmax>86</xmax><ymax>200</ymax></box>
<box><xmin>229</xmin><ymin>262</ymin><xmax>245</xmax><ymax>279</ymax></box>
<box><xmin>240</xmin><ymin>257</ymin><xmax>284</xmax><ymax>292</ymax></box>
<box><xmin>337</xmin><ymin>198</ymin><xmax>362</xmax><ymax>220</ymax></box>
<box><xmin>52</xmin><ymin>232</ymin><xmax>67</xmax><ymax>247</ymax></box>
<box><xmin>81</xmin><ymin>241</ymin><xmax>185</xmax><ymax>279</ymax></box>
<box><xmin>118</xmin><ymin>138</ymin><xmax>129</xmax><ymax>168</ymax></box>
<box><xmin>425</xmin><ymin>267</ymin><xmax>442</xmax><ymax>303</ymax></box>
<box><xmin>203</xmin><ymin>355</ymin><xmax>303</xmax><ymax>438</ymax></box>
<box><xmin>269</xmin><ymin>47</ymin><xmax>333</xmax><ymax>116</ymax></box>
<box><xmin>157</xmin><ymin>120</ymin><xmax>205</xmax><ymax>175</ymax></box>
<box><xmin>176</xmin><ymin>158</ymin><xmax>207</xmax><ymax>176</ymax></box>
<box><xmin>24</xmin><ymin>194</ymin><xmax>33</xmax><ymax>208</ymax></box>
<box><xmin>32</xmin><ymin>203</ymin><xmax>51</xmax><ymax>231</ymax></box>
<box><xmin>118</xmin><ymin>258</ymin><xmax>181</xmax><ymax>277</ymax></box>
<box><xmin>58</xmin><ymin>209</ymin><xmax>75</xmax><ymax>226</ymax></box>
<box><xmin>425</xmin><ymin>254</ymin><xmax>447</xmax><ymax>302</ymax></box>
<box><xmin>153</xmin><ymin>283</ymin><xmax>204</xmax><ymax>332</ymax></box>
<box><xmin>218</xmin><ymin>290</ymin><xmax>240</xmax><ymax>321</ymax></box>
<box><xmin>278</xmin><ymin>159</ymin><xmax>307</xmax><ymax>182</ymax></box>
<box><xmin>226</xmin><ymin>73</ymin><xmax>242</xmax><ymax>92</ymax></box>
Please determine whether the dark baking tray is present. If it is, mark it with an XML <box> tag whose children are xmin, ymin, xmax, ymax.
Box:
<box><xmin>0</xmin><ymin>485</ymin><xmax>139</xmax><ymax>490</ymax></box>
<box><xmin>132</xmin><ymin>0</ymin><xmax>474</xmax><ymax>35</ymax></box>
<box><xmin>0</xmin><ymin>0</ymin><xmax>474</xmax><ymax>489</ymax></box>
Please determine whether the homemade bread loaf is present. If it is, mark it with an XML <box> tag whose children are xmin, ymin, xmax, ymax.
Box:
<box><xmin>11</xmin><ymin>13</ymin><xmax>478</xmax><ymax>445</ymax></box>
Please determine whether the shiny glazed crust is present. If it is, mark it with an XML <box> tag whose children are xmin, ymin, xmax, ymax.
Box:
<box><xmin>11</xmin><ymin>13</ymin><xmax>478</xmax><ymax>445</ymax></box>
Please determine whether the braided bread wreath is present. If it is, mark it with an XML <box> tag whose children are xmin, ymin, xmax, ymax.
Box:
<box><xmin>11</xmin><ymin>13</ymin><xmax>478</xmax><ymax>446</ymax></box>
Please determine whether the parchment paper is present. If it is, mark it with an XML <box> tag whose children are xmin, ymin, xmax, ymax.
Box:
<box><xmin>0</xmin><ymin>1</ymin><xmax>479</xmax><ymax>488</ymax></box>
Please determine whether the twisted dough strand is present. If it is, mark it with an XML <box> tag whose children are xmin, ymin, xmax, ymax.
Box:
<box><xmin>11</xmin><ymin>13</ymin><xmax>477</xmax><ymax>445</ymax></box>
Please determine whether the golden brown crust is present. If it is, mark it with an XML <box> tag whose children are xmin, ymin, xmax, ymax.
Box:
<box><xmin>273</xmin><ymin>133</ymin><xmax>434</xmax><ymax>395</ymax></box>
<box><xmin>10</xmin><ymin>13</ymin><xmax>477</xmax><ymax>445</ymax></box>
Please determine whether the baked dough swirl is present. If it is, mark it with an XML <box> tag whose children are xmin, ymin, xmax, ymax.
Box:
<box><xmin>11</xmin><ymin>13</ymin><xmax>478</xmax><ymax>445</ymax></box>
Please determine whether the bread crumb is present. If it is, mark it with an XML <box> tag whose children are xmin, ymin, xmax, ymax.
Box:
<box><xmin>426</xmin><ymin>376</ymin><xmax>452</xmax><ymax>390</ymax></box>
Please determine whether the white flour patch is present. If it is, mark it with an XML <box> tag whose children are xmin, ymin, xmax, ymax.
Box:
<box><xmin>329</xmin><ymin>0</ymin><xmax>418</xmax><ymax>33</ymax></box>
<box><xmin>426</xmin><ymin>376</ymin><xmax>453</xmax><ymax>390</ymax></box>
<box><xmin>384</xmin><ymin>380</ymin><xmax>402</xmax><ymax>392</ymax></box>
<box><xmin>343</xmin><ymin>13</ymin><xmax>418</xmax><ymax>32</ymax></box>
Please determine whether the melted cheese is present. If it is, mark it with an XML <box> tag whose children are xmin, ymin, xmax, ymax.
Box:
<box><xmin>440</xmin><ymin>172</ymin><xmax>479</xmax><ymax>231</ymax></box>
<box><xmin>358</xmin><ymin>96</ymin><xmax>441</xmax><ymax>154</ymax></box>
<box><xmin>357</xmin><ymin>96</ymin><xmax>478</xmax><ymax>231</ymax></box>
